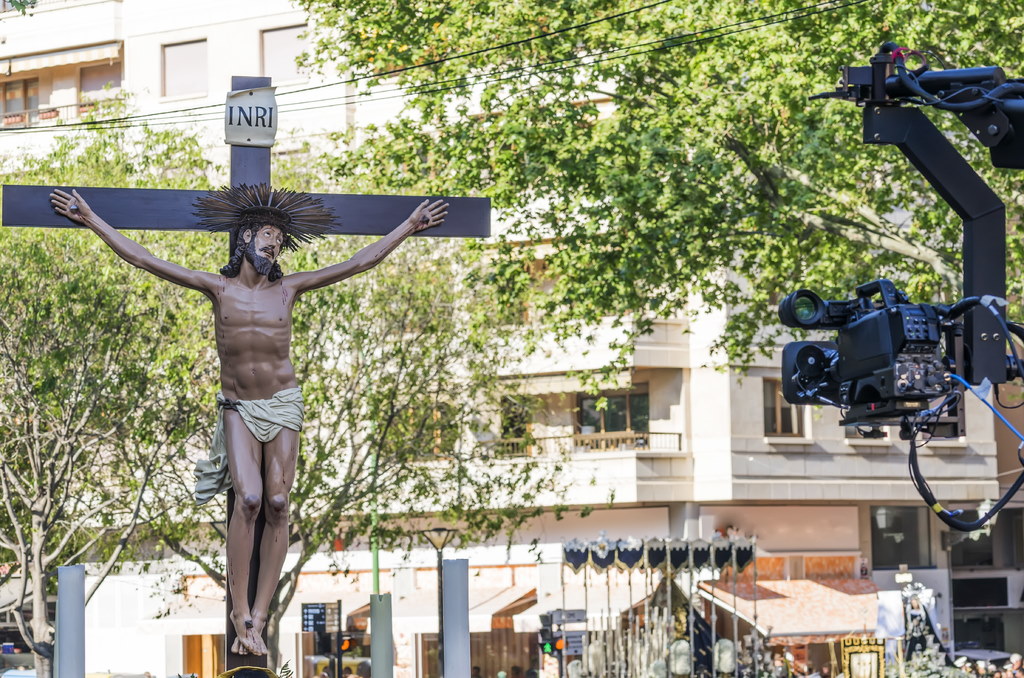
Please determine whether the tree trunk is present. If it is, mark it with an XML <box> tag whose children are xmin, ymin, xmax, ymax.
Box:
<box><xmin>267</xmin><ymin>612</ymin><xmax>282</xmax><ymax>672</ymax></box>
<box><xmin>29</xmin><ymin>543</ymin><xmax>54</xmax><ymax>678</ymax></box>
<box><xmin>35</xmin><ymin>653</ymin><xmax>53</xmax><ymax>678</ymax></box>
<box><xmin>30</xmin><ymin>581</ymin><xmax>54</xmax><ymax>678</ymax></box>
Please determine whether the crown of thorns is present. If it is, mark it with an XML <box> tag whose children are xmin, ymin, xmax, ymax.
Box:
<box><xmin>193</xmin><ymin>184</ymin><xmax>336</xmax><ymax>251</ymax></box>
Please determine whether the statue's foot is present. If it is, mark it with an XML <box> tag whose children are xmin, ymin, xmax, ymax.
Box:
<box><xmin>229</xmin><ymin>610</ymin><xmax>266</xmax><ymax>655</ymax></box>
<box><xmin>230</xmin><ymin>635</ymin><xmax>248</xmax><ymax>655</ymax></box>
<box><xmin>251</xmin><ymin>608</ymin><xmax>269</xmax><ymax>637</ymax></box>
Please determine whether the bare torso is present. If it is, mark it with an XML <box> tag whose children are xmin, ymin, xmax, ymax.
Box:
<box><xmin>209</xmin><ymin>276</ymin><xmax>298</xmax><ymax>401</ymax></box>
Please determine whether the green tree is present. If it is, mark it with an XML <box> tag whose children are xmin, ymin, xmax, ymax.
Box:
<box><xmin>298</xmin><ymin>0</ymin><xmax>1024</xmax><ymax>367</ymax></box>
<box><xmin>154</xmin><ymin>234</ymin><xmax>563</xmax><ymax>668</ymax></box>
<box><xmin>5</xmin><ymin>1</ymin><xmax>35</xmax><ymax>14</ymax></box>
<box><xmin>0</xmin><ymin>110</ymin><xmax>216</xmax><ymax>678</ymax></box>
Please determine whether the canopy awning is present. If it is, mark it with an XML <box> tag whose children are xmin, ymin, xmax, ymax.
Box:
<box><xmin>348</xmin><ymin>586</ymin><xmax>535</xmax><ymax>634</ymax></box>
<box><xmin>699</xmin><ymin>578</ymin><xmax>879</xmax><ymax>645</ymax></box>
<box><xmin>513</xmin><ymin>577</ymin><xmax>649</xmax><ymax>633</ymax></box>
<box><xmin>138</xmin><ymin>594</ymin><xmax>224</xmax><ymax>636</ymax></box>
<box><xmin>140</xmin><ymin>572</ymin><xmax>375</xmax><ymax>636</ymax></box>
<box><xmin>5</xmin><ymin>42</ymin><xmax>121</xmax><ymax>75</ymax></box>
<box><xmin>514</xmin><ymin>371</ymin><xmax>631</xmax><ymax>395</ymax></box>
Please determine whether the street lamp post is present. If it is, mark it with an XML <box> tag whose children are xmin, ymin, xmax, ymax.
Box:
<box><xmin>422</xmin><ymin>527</ymin><xmax>458</xmax><ymax>678</ymax></box>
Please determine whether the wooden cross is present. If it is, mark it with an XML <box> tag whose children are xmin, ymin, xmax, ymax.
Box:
<box><xmin>2</xmin><ymin>75</ymin><xmax>489</xmax><ymax>669</ymax></box>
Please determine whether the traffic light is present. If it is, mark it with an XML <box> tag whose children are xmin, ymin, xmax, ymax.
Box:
<box><xmin>538</xmin><ymin>614</ymin><xmax>566</xmax><ymax>656</ymax></box>
<box><xmin>539</xmin><ymin>637</ymin><xmax>565</xmax><ymax>655</ymax></box>
<box><xmin>339</xmin><ymin>636</ymin><xmax>353</xmax><ymax>653</ymax></box>
<box><xmin>538</xmin><ymin>613</ymin><xmax>556</xmax><ymax>655</ymax></box>
<box><xmin>539</xmin><ymin>614</ymin><xmax>553</xmax><ymax>638</ymax></box>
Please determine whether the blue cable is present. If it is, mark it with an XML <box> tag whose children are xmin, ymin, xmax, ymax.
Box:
<box><xmin>948</xmin><ymin>372</ymin><xmax>1024</xmax><ymax>443</ymax></box>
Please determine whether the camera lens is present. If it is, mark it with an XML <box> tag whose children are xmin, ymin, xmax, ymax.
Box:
<box><xmin>796</xmin><ymin>343</ymin><xmax>837</xmax><ymax>379</ymax></box>
<box><xmin>793</xmin><ymin>296</ymin><xmax>818</xmax><ymax>323</ymax></box>
<box><xmin>778</xmin><ymin>289</ymin><xmax>825</xmax><ymax>328</ymax></box>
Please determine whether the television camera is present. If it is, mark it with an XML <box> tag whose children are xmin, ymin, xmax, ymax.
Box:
<box><xmin>779</xmin><ymin>42</ymin><xmax>1024</xmax><ymax>530</ymax></box>
<box><xmin>778</xmin><ymin>280</ymin><xmax>1018</xmax><ymax>437</ymax></box>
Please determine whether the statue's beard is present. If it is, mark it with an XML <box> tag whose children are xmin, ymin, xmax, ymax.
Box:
<box><xmin>245</xmin><ymin>239</ymin><xmax>277</xmax><ymax>278</ymax></box>
<box><xmin>219</xmin><ymin>231</ymin><xmax>284</xmax><ymax>281</ymax></box>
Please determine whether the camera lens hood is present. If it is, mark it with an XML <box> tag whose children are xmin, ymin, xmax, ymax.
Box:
<box><xmin>779</xmin><ymin>289</ymin><xmax>826</xmax><ymax>328</ymax></box>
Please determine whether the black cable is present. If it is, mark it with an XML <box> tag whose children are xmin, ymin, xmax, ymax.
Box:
<box><xmin>2</xmin><ymin>0</ymin><xmax>680</xmax><ymax>130</ymax></box>
<box><xmin>277</xmin><ymin>0</ymin><xmax>866</xmax><ymax>111</ymax></box>
<box><xmin>893</xmin><ymin>52</ymin><xmax>1024</xmax><ymax>113</ymax></box>
<box><xmin>945</xmin><ymin>296</ymin><xmax>980</xmax><ymax>320</ymax></box>
<box><xmin>0</xmin><ymin>0</ymin><xmax>868</xmax><ymax>135</ymax></box>
<box><xmin>916</xmin><ymin>391</ymin><xmax>960</xmax><ymax>448</ymax></box>
<box><xmin>282</xmin><ymin>0</ymin><xmax>680</xmax><ymax>98</ymax></box>
<box><xmin>26</xmin><ymin>0</ymin><xmax>867</xmax><ymax>134</ymax></box>
<box><xmin>909</xmin><ymin>368</ymin><xmax>1024</xmax><ymax>531</ymax></box>
<box><xmin>909</xmin><ymin>430</ymin><xmax>1024</xmax><ymax>531</ymax></box>
<box><xmin>0</xmin><ymin>0</ymin><xmax>682</xmax><ymax>131</ymax></box>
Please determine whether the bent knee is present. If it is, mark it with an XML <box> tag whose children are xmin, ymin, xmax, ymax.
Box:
<box><xmin>266</xmin><ymin>493</ymin><xmax>289</xmax><ymax>519</ymax></box>
<box><xmin>238</xmin><ymin>493</ymin><xmax>263</xmax><ymax>517</ymax></box>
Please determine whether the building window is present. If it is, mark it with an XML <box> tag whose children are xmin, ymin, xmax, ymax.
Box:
<box><xmin>763</xmin><ymin>378</ymin><xmax>803</xmax><ymax>436</ymax></box>
<box><xmin>950</xmin><ymin>511</ymin><xmax>994</xmax><ymax>567</ymax></box>
<box><xmin>80</xmin><ymin>62</ymin><xmax>122</xmax><ymax>101</ymax></box>
<box><xmin>1</xmin><ymin>78</ymin><xmax>38</xmax><ymax>123</ymax></box>
<box><xmin>1011</xmin><ymin>508</ymin><xmax>1024</xmax><ymax>565</ymax></box>
<box><xmin>500</xmin><ymin>396</ymin><xmax>531</xmax><ymax>439</ymax></box>
<box><xmin>952</xmin><ymin>578</ymin><xmax>1008</xmax><ymax>607</ymax></box>
<box><xmin>262</xmin><ymin>25</ymin><xmax>306</xmax><ymax>83</ymax></box>
<box><xmin>163</xmin><ymin>40</ymin><xmax>207</xmax><ymax>98</ymax></box>
<box><xmin>871</xmin><ymin>506</ymin><xmax>932</xmax><ymax>568</ymax></box>
<box><xmin>578</xmin><ymin>391</ymin><xmax>649</xmax><ymax>433</ymax></box>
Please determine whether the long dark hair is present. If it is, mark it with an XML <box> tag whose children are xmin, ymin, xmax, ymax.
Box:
<box><xmin>221</xmin><ymin>226</ymin><xmax>283</xmax><ymax>281</ymax></box>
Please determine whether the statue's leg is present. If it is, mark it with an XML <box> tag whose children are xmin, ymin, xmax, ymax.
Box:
<box><xmin>224</xmin><ymin>410</ymin><xmax>269</xmax><ymax>656</ymax></box>
<box><xmin>249</xmin><ymin>426</ymin><xmax>299</xmax><ymax>642</ymax></box>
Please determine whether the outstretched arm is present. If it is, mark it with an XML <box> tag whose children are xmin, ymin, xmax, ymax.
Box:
<box><xmin>287</xmin><ymin>198</ymin><xmax>449</xmax><ymax>294</ymax></box>
<box><xmin>50</xmin><ymin>189</ymin><xmax>217</xmax><ymax>295</ymax></box>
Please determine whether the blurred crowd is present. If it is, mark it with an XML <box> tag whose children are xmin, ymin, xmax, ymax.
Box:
<box><xmin>952</xmin><ymin>652</ymin><xmax>1023</xmax><ymax>678</ymax></box>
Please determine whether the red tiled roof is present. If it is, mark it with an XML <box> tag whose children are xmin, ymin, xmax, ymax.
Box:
<box><xmin>702</xmin><ymin>578</ymin><xmax>879</xmax><ymax>642</ymax></box>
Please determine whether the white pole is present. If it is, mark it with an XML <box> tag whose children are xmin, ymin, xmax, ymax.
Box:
<box><xmin>442</xmin><ymin>559</ymin><xmax>470</xmax><ymax>678</ymax></box>
<box><xmin>55</xmin><ymin>565</ymin><xmax>85</xmax><ymax>678</ymax></box>
<box><xmin>370</xmin><ymin>593</ymin><xmax>394</xmax><ymax>677</ymax></box>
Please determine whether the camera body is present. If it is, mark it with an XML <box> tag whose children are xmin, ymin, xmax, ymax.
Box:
<box><xmin>779</xmin><ymin>279</ymin><xmax>955</xmax><ymax>428</ymax></box>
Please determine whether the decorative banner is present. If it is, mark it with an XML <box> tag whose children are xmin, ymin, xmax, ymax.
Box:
<box><xmin>589</xmin><ymin>533</ymin><xmax>616</xmax><ymax>572</ymax></box>
<box><xmin>668</xmin><ymin>539</ymin><xmax>689</xmax><ymax>570</ymax></box>
<box><xmin>690</xmin><ymin>540</ymin><xmax>711</xmax><ymax>570</ymax></box>
<box><xmin>712</xmin><ymin>539</ymin><xmax>732</xmax><ymax>570</ymax></box>
<box><xmin>840</xmin><ymin>638</ymin><xmax>885</xmax><ymax>678</ymax></box>
<box><xmin>561</xmin><ymin>535</ymin><xmax>760</xmax><ymax>573</ymax></box>
<box><xmin>645</xmin><ymin>540</ymin><xmax>667</xmax><ymax>570</ymax></box>
<box><xmin>563</xmin><ymin>538</ymin><xmax>590</xmax><ymax>574</ymax></box>
<box><xmin>224</xmin><ymin>86</ymin><xmax>278</xmax><ymax>147</ymax></box>
<box><xmin>616</xmin><ymin>536</ymin><xmax>644</xmax><ymax>570</ymax></box>
<box><xmin>733</xmin><ymin>539</ymin><xmax>755</xmax><ymax>572</ymax></box>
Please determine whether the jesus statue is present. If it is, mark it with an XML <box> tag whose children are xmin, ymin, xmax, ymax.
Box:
<box><xmin>50</xmin><ymin>184</ymin><xmax>448</xmax><ymax>655</ymax></box>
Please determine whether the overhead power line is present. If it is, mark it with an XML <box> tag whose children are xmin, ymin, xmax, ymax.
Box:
<box><xmin>5</xmin><ymin>0</ymin><xmax>679</xmax><ymax>130</ymax></box>
<box><xmin>0</xmin><ymin>0</ymin><xmax>869</xmax><ymax>136</ymax></box>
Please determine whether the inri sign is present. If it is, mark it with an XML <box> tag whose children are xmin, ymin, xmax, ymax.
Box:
<box><xmin>224</xmin><ymin>86</ymin><xmax>278</xmax><ymax>148</ymax></box>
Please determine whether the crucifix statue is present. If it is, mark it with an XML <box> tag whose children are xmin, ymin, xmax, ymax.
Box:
<box><xmin>4</xmin><ymin>76</ymin><xmax>489</xmax><ymax>665</ymax></box>
<box><xmin>50</xmin><ymin>183</ymin><xmax>447</xmax><ymax>656</ymax></box>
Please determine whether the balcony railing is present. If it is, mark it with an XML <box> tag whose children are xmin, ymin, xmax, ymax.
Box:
<box><xmin>0</xmin><ymin>101</ymin><xmax>119</xmax><ymax>129</ymax></box>
<box><xmin>487</xmin><ymin>431</ymin><xmax>683</xmax><ymax>458</ymax></box>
